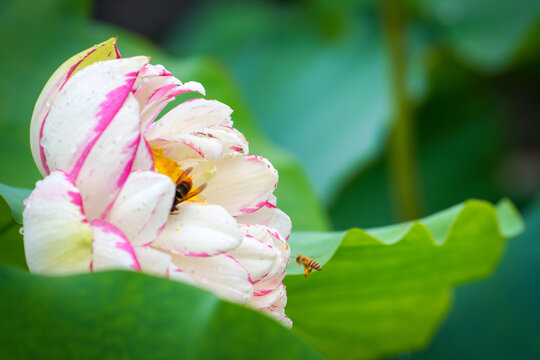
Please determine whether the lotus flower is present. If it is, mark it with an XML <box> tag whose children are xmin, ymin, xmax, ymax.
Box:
<box><xmin>24</xmin><ymin>38</ymin><xmax>291</xmax><ymax>327</ymax></box>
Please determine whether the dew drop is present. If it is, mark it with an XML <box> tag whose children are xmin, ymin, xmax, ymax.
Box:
<box><xmin>18</xmin><ymin>227</ymin><xmax>24</xmax><ymax>235</ymax></box>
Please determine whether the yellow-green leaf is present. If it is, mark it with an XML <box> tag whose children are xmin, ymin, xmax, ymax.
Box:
<box><xmin>285</xmin><ymin>199</ymin><xmax>524</xmax><ymax>359</ymax></box>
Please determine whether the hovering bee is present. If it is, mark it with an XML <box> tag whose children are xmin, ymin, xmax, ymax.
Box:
<box><xmin>296</xmin><ymin>255</ymin><xmax>321</xmax><ymax>278</ymax></box>
<box><xmin>171</xmin><ymin>167</ymin><xmax>207</xmax><ymax>212</ymax></box>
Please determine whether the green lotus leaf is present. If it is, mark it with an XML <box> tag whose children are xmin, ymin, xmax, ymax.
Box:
<box><xmin>0</xmin><ymin>265</ymin><xmax>323</xmax><ymax>360</ymax></box>
<box><xmin>411</xmin><ymin>197</ymin><xmax>540</xmax><ymax>359</ymax></box>
<box><xmin>284</xmin><ymin>199</ymin><xmax>524</xmax><ymax>359</ymax></box>
<box><xmin>0</xmin><ymin>189</ymin><xmax>27</xmax><ymax>270</ymax></box>
<box><xmin>0</xmin><ymin>183</ymin><xmax>30</xmax><ymax>224</ymax></box>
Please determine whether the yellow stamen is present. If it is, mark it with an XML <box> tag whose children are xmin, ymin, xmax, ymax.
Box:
<box><xmin>152</xmin><ymin>148</ymin><xmax>183</xmax><ymax>183</ymax></box>
<box><xmin>152</xmin><ymin>148</ymin><xmax>203</xmax><ymax>205</ymax></box>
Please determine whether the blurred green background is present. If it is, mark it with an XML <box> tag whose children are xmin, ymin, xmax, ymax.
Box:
<box><xmin>0</xmin><ymin>0</ymin><xmax>538</xmax><ymax>358</ymax></box>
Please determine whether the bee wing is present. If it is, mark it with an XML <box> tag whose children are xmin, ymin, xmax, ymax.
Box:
<box><xmin>182</xmin><ymin>183</ymin><xmax>207</xmax><ymax>202</ymax></box>
<box><xmin>175</xmin><ymin>167</ymin><xmax>193</xmax><ymax>185</ymax></box>
<box><xmin>297</xmin><ymin>254</ymin><xmax>322</xmax><ymax>261</ymax></box>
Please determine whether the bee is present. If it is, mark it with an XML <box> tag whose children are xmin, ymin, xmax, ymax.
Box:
<box><xmin>171</xmin><ymin>167</ymin><xmax>207</xmax><ymax>212</ymax></box>
<box><xmin>296</xmin><ymin>255</ymin><xmax>321</xmax><ymax>278</ymax></box>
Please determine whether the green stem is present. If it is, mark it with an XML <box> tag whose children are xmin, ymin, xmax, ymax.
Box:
<box><xmin>381</xmin><ymin>0</ymin><xmax>422</xmax><ymax>221</ymax></box>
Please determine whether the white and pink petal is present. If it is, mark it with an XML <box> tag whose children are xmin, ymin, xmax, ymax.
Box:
<box><xmin>30</xmin><ymin>38</ymin><xmax>121</xmax><ymax>176</ymax></box>
<box><xmin>133</xmin><ymin>64</ymin><xmax>182</xmax><ymax>105</ymax></box>
<box><xmin>250</xmin><ymin>282</ymin><xmax>287</xmax><ymax>310</ymax></box>
<box><xmin>228</xmin><ymin>228</ymin><xmax>279</xmax><ymax>283</ymax></box>
<box><xmin>90</xmin><ymin>220</ymin><xmax>140</xmax><ymax>271</ymax></box>
<box><xmin>41</xmin><ymin>58</ymin><xmax>149</xmax><ymax>219</ymax></box>
<box><xmin>239</xmin><ymin>224</ymin><xmax>289</xmax><ymax>287</ymax></box>
<box><xmin>23</xmin><ymin>171</ymin><xmax>92</xmax><ymax>274</ymax></box>
<box><xmin>149</xmin><ymin>133</ymin><xmax>224</xmax><ymax>161</ymax></box>
<box><xmin>260</xmin><ymin>307</ymin><xmax>292</xmax><ymax>328</ymax></box>
<box><xmin>250</xmin><ymin>282</ymin><xmax>291</xmax><ymax>327</ymax></box>
<box><xmin>203</xmin><ymin>154</ymin><xmax>278</xmax><ymax>216</ymax></box>
<box><xmin>134</xmin><ymin>246</ymin><xmax>171</xmax><ymax>277</ymax></box>
<box><xmin>171</xmin><ymin>253</ymin><xmax>253</xmax><ymax>304</ymax></box>
<box><xmin>106</xmin><ymin>171</ymin><xmax>175</xmax><ymax>246</ymax></box>
<box><xmin>169</xmin><ymin>265</ymin><xmax>197</xmax><ymax>285</ymax></box>
<box><xmin>149</xmin><ymin>139</ymin><xmax>206</xmax><ymax>165</ymax></box>
<box><xmin>40</xmin><ymin>56</ymin><xmax>148</xmax><ymax>177</ymax></box>
<box><xmin>264</xmin><ymin>310</ymin><xmax>292</xmax><ymax>328</ymax></box>
<box><xmin>195</xmin><ymin>125</ymin><xmax>249</xmax><ymax>154</ymax></box>
<box><xmin>139</xmin><ymin>81</ymin><xmax>206</xmax><ymax>132</ymax></box>
<box><xmin>236</xmin><ymin>206</ymin><xmax>292</xmax><ymax>240</ymax></box>
<box><xmin>131</xmin><ymin>137</ymin><xmax>155</xmax><ymax>172</ymax></box>
<box><xmin>152</xmin><ymin>202</ymin><xmax>241</xmax><ymax>256</ymax></box>
<box><xmin>146</xmin><ymin>98</ymin><xmax>232</xmax><ymax>140</ymax></box>
<box><xmin>75</xmin><ymin>94</ymin><xmax>142</xmax><ymax>220</ymax></box>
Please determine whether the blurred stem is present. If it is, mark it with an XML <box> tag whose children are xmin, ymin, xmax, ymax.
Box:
<box><xmin>381</xmin><ymin>0</ymin><xmax>422</xmax><ymax>221</ymax></box>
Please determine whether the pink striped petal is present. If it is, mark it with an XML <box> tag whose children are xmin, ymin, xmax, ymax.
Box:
<box><xmin>91</xmin><ymin>219</ymin><xmax>140</xmax><ymax>271</ymax></box>
<box><xmin>169</xmin><ymin>265</ymin><xmax>197</xmax><ymax>285</ymax></box>
<box><xmin>251</xmin><ymin>283</ymin><xmax>291</xmax><ymax>328</ymax></box>
<box><xmin>250</xmin><ymin>282</ymin><xmax>287</xmax><ymax>310</ymax></box>
<box><xmin>228</xmin><ymin>228</ymin><xmax>279</xmax><ymax>283</ymax></box>
<box><xmin>106</xmin><ymin>171</ymin><xmax>175</xmax><ymax>246</ymax></box>
<box><xmin>41</xmin><ymin>57</ymin><xmax>148</xmax><ymax>219</ymax></box>
<box><xmin>150</xmin><ymin>134</ymin><xmax>224</xmax><ymax>161</ymax></box>
<box><xmin>177</xmin><ymin>81</ymin><xmax>206</xmax><ymax>96</ymax></box>
<box><xmin>152</xmin><ymin>202</ymin><xmax>242</xmax><ymax>256</ymax></box>
<box><xmin>41</xmin><ymin>57</ymin><xmax>147</xmax><ymax>178</ymax></box>
<box><xmin>133</xmin><ymin>64</ymin><xmax>173</xmax><ymax>88</ymax></box>
<box><xmin>171</xmin><ymin>253</ymin><xmax>253</xmax><ymax>304</ymax></box>
<box><xmin>196</xmin><ymin>125</ymin><xmax>249</xmax><ymax>154</ymax></box>
<box><xmin>265</xmin><ymin>311</ymin><xmax>292</xmax><ymax>328</ymax></box>
<box><xmin>30</xmin><ymin>38</ymin><xmax>121</xmax><ymax>176</ymax></box>
<box><xmin>132</xmin><ymin>64</ymin><xmax>205</xmax><ymax>132</ymax></box>
<box><xmin>239</xmin><ymin>224</ymin><xmax>289</xmax><ymax>285</ymax></box>
<box><xmin>149</xmin><ymin>139</ymin><xmax>203</xmax><ymax>165</ymax></box>
<box><xmin>203</xmin><ymin>154</ymin><xmax>278</xmax><ymax>216</ymax></box>
<box><xmin>131</xmin><ymin>137</ymin><xmax>155</xmax><ymax>171</ymax></box>
<box><xmin>236</xmin><ymin>206</ymin><xmax>292</xmax><ymax>240</ymax></box>
<box><xmin>134</xmin><ymin>246</ymin><xmax>171</xmax><ymax>277</ymax></box>
<box><xmin>75</xmin><ymin>94</ymin><xmax>142</xmax><ymax>220</ymax></box>
<box><xmin>23</xmin><ymin>171</ymin><xmax>92</xmax><ymax>274</ymax></box>
<box><xmin>146</xmin><ymin>99</ymin><xmax>232</xmax><ymax>140</ymax></box>
<box><xmin>140</xmin><ymin>83</ymin><xmax>206</xmax><ymax>132</ymax></box>
<box><xmin>133</xmin><ymin>64</ymin><xmax>181</xmax><ymax>104</ymax></box>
